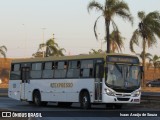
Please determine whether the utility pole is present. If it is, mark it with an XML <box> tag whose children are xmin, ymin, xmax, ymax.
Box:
<box><xmin>42</xmin><ymin>28</ymin><xmax>46</xmax><ymax>58</ymax></box>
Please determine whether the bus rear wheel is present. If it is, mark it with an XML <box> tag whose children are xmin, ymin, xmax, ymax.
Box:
<box><xmin>80</xmin><ymin>92</ymin><xmax>91</xmax><ymax>109</ymax></box>
<box><xmin>33</xmin><ymin>91</ymin><xmax>42</xmax><ymax>106</ymax></box>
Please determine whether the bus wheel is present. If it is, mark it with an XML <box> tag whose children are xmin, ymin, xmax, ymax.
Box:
<box><xmin>80</xmin><ymin>92</ymin><xmax>91</xmax><ymax>109</ymax></box>
<box><xmin>33</xmin><ymin>91</ymin><xmax>42</xmax><ymax>106</ymax></box>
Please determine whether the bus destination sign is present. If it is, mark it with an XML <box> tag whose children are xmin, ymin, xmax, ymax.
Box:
<box><xmin>107</xmin><ymin>56</ymin><xmax>139</xmax><ymax>64</ymax></box>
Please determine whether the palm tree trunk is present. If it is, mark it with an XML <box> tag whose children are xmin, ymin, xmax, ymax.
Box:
<box><xmin>142</xmin><ymin>38</ymin><xmax>146</xmax><ymax>87</ymax></box>
<box><xmin>105</xmin><ymin>19</ymin><xmax>110</xmax><ymax>53</ymax></box>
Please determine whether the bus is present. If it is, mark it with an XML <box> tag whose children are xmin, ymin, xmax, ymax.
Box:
<box><xmin>8</xmin><ymin>53</ymin><xmax>142</xmax><ymax>109</ymax></box>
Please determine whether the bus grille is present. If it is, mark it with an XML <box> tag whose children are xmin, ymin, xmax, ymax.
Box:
<box><xmin>117</xmin><ymin>98</ymin><xmax>130</xmax><ymax>101</ymax></box>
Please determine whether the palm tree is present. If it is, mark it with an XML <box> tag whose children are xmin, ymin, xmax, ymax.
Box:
<box><xmin>105</xmin><ymin>30</ymin><xmax>125</xmax><ymax>53</ymax></box>
<box><xmin>149</xmin><ymin>55</ymin><xmax>160</xmax><ymax>68</ymax></box>
<box><xmin>56</xmin><ymin>48</ymin><xmax>66</xmax><ymax>56</ymax></box>
<box><xmin>33</xmin><ymin>36</ymin><xmax>66</xmax><ymax>57</ymax></box>
<box><xmin>0</xmin><ymin>46</ymin><xmax>7</xmax><ymax>58</ymax></box>
<box><xmin>38</xmin><ymin>38</ymin><xmax>59</xmax><ymax>57</ymax></box>
<box><xmin>32</xmin><ymin>51</ymin><xmax>43</xmax><ymax>58</ymax></box>
<box><xmin>89</xmin><ymin>49</ymin><xmax>103</xmax><ymax>54</ymax></box>
<box><xmin>149</xmin><ymin>55</ymin><xmax>160</xmax><ymax>79</ymax></box>
<box><xmin>130</xmin><ymin>11</ymin><xmax>160</xmax><ymax>84</ymax></box>
<box><xmin>87</xmin><ymin>0</ymin><xmax>133</xmax><ymax>53</ymax></box>
<box><xmin>136</xmin><ymin>51</ymin><xmax>152</xmax><ymax>69</ymax></box>
<box><xmin>136</xmin><ymin>51</ymin><xmax>152</xmax><ymax>62</ymax></box>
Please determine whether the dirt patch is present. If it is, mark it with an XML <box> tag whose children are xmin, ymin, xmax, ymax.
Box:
<box><xmin>0</xmin><ymin>84</ymin><xmax>8</xmax><ymax>88</ymax></box>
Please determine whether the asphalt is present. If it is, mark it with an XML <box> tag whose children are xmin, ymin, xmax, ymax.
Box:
<box><xmin>0</xmin><ymin>88</ymin><xmax>8</xmax><ymax>97</ymax></box>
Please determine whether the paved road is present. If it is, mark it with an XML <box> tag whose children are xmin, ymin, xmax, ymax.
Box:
<box><xmin>0</xmin><ymin>97</ymin><xmax>160</xmax><ymax>120</ymax></box>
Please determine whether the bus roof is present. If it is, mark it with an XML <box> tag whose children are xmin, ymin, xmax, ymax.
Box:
<box><xmin>11</xmin><ymin>53</ymin><xmax>138</xmax><ymax>63</ymax></box>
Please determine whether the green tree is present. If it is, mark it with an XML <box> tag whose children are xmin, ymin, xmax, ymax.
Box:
<box><xmin>136</xmin><ymin>51</ymin><xmax>152</xmax><ymax>62</ymax></box>
<box><xmin>56</xmin><ymin>48</ymin><xmax>66</xmax><ymax>56</ymax></box>
<box><xmin>88</xmin><ymin>0</ymin><xmax>133</xmax><ymax>53</ymax></box>
<box><xmin>149</xmin><ymin>55</ymin><xmax>160</xmax><ymax>79</ymax></box>
<box><xmin>130</xmin><ymin>11</ymin><xmax>160</xmax><ymax>84</ymax></box>
<box><xmin>0</xmin><ymin>46</ymin><xmax>7</xmax><ymax>58</ymax></box>
<box><xmin>33</xmin><ymin>37</ymin><xmax>65</xmax><ymax>57</ymax></box>
<box><xmin>105</xmin><ymin>30</ymin><xmax>125</xmax><ymax>53</ymax></box>
<box><xmin>136</xmin><ymin>51</ymin><xmax>152</xmax><ymax>69</ymax></box>
<box><xmin>149</xmin><ymin>55</ymin><xmax>160</xmax><ymax>68</ymax></box>
<box><xmin>41</xmin><ymin>38</ymin><xmax>59</xmax><ymax>57</ymax></box>
<box><xmin>89</xmin><ymin>49</ymin><xmax>103</xmax><ymax>54</ymax></box>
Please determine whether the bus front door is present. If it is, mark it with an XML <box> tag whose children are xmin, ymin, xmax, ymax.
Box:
<box><xmin>95</xmin><ymin>63</ymin><xmax>103</xmax><ymax>102</ymax></box>
<box><xmin>20</xmin><ymin>67</ymin><xmax>30</xmax><ymax>100</ymax></box>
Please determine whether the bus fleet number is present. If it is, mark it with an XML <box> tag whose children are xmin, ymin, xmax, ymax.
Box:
<box><xmin>50</xmin><ymin>83</ymin><xmax>73</xmax><ymax>88</ymax></box>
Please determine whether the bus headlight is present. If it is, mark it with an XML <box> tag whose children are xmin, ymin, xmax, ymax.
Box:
<box><xmin>132</xmin><ymin>90</ymin><xmax>141</xmax><ymax>97</ymax></box>
<box><xmin>105</xmin><ymin>88</ymin><xmax>115</xmax><ymax>96</ymax></box>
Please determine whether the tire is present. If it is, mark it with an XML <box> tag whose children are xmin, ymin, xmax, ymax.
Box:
<box><xmin>80</xmin><ymin>92</ymin><xmax>91</xmax><ymax>109</ymax></box>
<box><xmin>33</xmin><ymin>91</ymin><xmax>42</xmax><ymax>106</ymax></box>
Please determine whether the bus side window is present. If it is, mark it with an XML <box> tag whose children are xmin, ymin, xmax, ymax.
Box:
<box><xmin>42</xmin><ymin>62</ymin><xmax>54</xmax><ymax>78</ymax></box>
<box><xmin>81</xmin><ymin>60</ymin><xmax>93</xmax><ymax>78</ymax></box>
<box><xmin>54</xmin><ymin>61</ymin><xmax>67</xmax><ymax>78</ymax></box>
<box><xmin>30</xmin><ymin>63</ymin><xmax>42</xmax><ymax>79</ymax></box>
<box><xmin>10</xmin><ymin>64</ymin><xmax>21</xmax><ymax>80</ymax></box>
<box><xmin>13</xmin><ymin>64</ymin><xmax>20</xmax><ymax>71</ymax></box>
<box><xmin>67</xmin><ymin>61</ymin><xmax>80</xmax><ymax>78</ymax></box>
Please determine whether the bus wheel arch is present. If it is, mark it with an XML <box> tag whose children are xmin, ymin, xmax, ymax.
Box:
<box><xmin>32</xmin><ymin>89</ymin><xmax>48</xmax><ymax>106</ymax></box>
<box><xmin>79</xmin><ymin>89</ymin><xmax>91</xmax><ymax>109</ymax></box>
<box><xmin>32</xmin><ymin>89</ymin><xmax>42</xmax><ymax>106</ymax></box>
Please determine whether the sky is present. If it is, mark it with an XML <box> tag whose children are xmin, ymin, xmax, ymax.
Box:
<box><xmin>0</xmin><ymin>0</ymin><xmax>160</xmax><ymax>58</ymax></box>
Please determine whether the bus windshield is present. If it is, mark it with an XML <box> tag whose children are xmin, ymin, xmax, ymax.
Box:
<box><xmin>106</xmin><ymin>64</ymin><xmax>141</xmax><ymax>89</ymax></box>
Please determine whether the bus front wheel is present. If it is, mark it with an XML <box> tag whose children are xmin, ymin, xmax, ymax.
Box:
<box><xmin>80</xmin><ymin>92</ymin><xmax>91</xmax><ymax>109</ymax></box>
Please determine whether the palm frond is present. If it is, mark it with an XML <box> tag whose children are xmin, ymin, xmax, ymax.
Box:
<box><xmin>138</xmin><ymin>11</ymin><xmax>146</xmax><ymax>21</ymax></box>
<box><xmin>111</xmin><ymin>1</ymin><xmax>133</xmax><ymax>25</ymax></box>
<box><xmin>39</xmin><ymin>43</ymin><xmax>46</xmax><ymax>50</ymax></box>
<box><xmin>130</xmin><ymin>29</ymin><xmax>141</xmax><ymax>53</ymax></box>
<box><xmin>0</xmin><ymin>46</ymin><xmax>7</xmax><ymax>52</ymax></box>
<box><xmin>0</xmin><ymin>49</ymin><xmax>6</xmax><ymax>58</ymax></box>
<box><xmin>111</xmin><ymin>19</ymin><xmax>118</xmax><ymax>31</ymax></box>
<box><xmin>94</xmin><ymin>15</ymin><xmax>102</xmax><ymax>40</ymax></box>
<box><xmin>87</xmin><ymin>1</ymin><xmax>104</xmax><ymax>13</ymax></box>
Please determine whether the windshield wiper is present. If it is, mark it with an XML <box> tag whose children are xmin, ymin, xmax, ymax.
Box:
<box><xmin>115</xmin><ymin>63</ymin><xmax>122</xmax><ymax>75</ymax></box>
